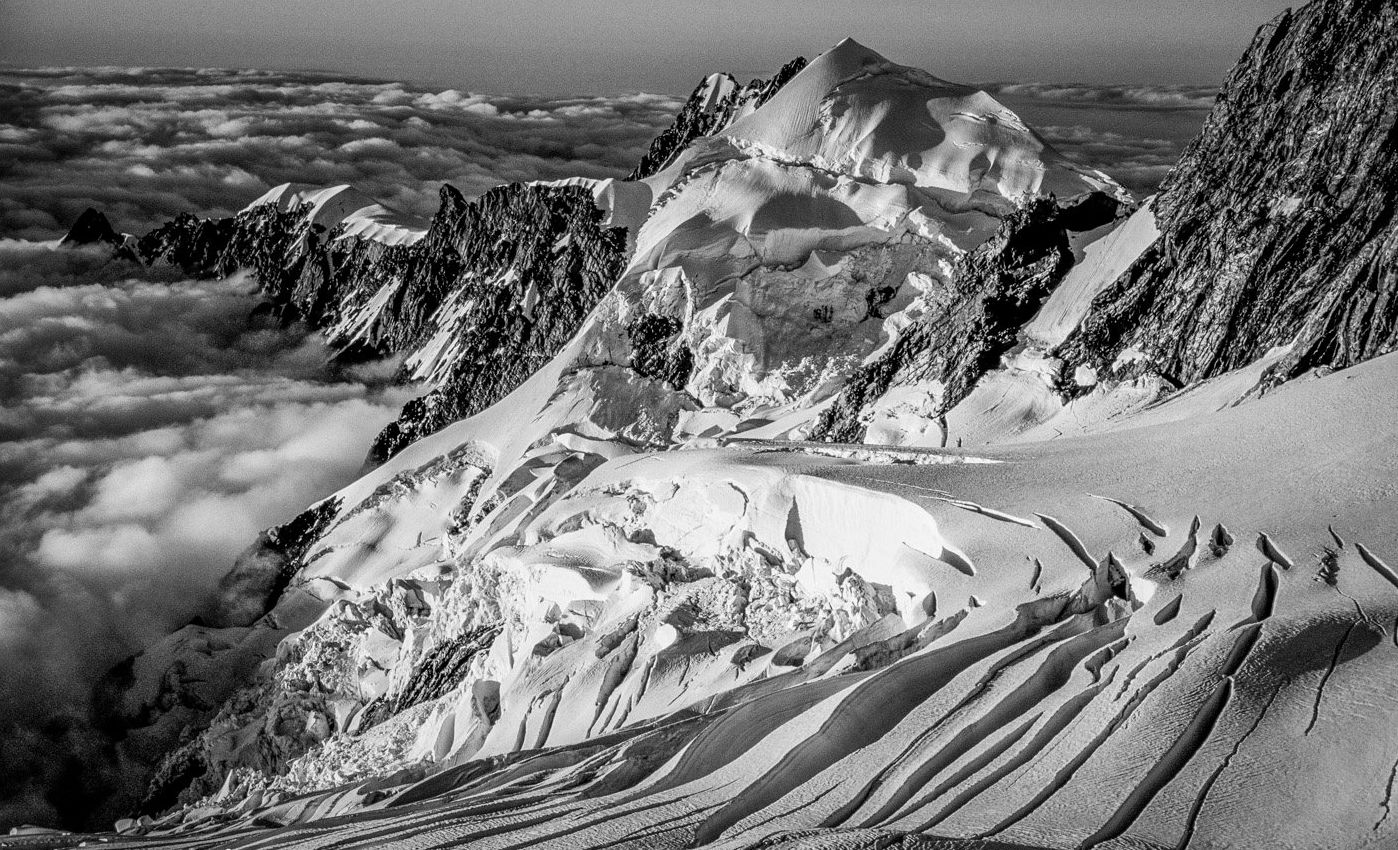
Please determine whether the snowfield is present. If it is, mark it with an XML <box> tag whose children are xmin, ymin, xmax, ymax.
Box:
<box><xmin>28</xmin><ymin>346</ymin><xmax>1398</xmax><ymax>850</ymax></box>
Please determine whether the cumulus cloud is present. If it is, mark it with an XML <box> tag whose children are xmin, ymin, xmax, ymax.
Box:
<box><xmin>0</xmin><ymin>66</ymin><xmax>685</xmax><ymax>240</ymax></box>
<box><xmin>0</xmin><ymin>241</ymin><xmax>413</xmax><ymax>828</ymax></box>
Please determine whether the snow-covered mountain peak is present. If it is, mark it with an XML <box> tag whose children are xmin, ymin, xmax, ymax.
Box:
<box><xmin>245</xmin><ymin>182</ymin><xmax>426</xmax><ymax>246</ymax></box>
<box><xmin>695</xmin><ymin>72</ymin><xmax>740</xmax><ymax>111</ymax></box>
<box><xmin>722</xmin><ymin>38</ymin><xmax>1123</xmax><ymax>203</ymax></box>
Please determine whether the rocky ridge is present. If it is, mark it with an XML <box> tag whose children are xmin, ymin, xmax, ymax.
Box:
<box><xmin>814</xmin><ymin>0</ymin><xmax>1398</xmax><ymax>449</ymax></box>
<box><xmin>1062</xmin><ymin>0</ymin><xmax>1398</xmax><ymax>390</ymax></box>
<box><xmin>627</xmin><ymin>57</ymin><xmax>808</xmax><ymax>180</ymax></box>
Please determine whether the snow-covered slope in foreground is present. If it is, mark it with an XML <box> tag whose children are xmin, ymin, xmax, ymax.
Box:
<box><xmin>35</xmin><ymin>344</ymin><xmax>1398</xmax><ymax>850</ymax></box>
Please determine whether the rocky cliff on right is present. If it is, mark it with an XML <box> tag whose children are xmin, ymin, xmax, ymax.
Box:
<box><xmin>1066</xmin><ymin>0</ymin><xmax>1398</xmax><ymax>389</ymax></box>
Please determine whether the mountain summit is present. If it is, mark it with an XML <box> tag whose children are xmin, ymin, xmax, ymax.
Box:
<box><xmin>723</xmin><ymin>38</ymin><xmax>1119</xmax><ymax>201</ymax></box>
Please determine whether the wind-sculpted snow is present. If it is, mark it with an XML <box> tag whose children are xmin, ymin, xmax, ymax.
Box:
<box><xmin>21</xmin><ymin>349</ymin><xmax>1398</xmax><ymax>850</ymax></box>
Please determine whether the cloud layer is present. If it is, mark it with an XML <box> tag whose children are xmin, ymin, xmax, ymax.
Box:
<box><xmin>984</xmin><ymin>81</ymin><xmax>1215</xmax><ymax>197</ymax></box>
<box><xmin>0</xmin><ymin>241</ymin><xmax>414</xmax><ymax>828</ymax></box>
<box><xmin>0</xmin><ymin>66</ymin><xmax>685</xmax><ymax>240</ymax></box>
<box><xmin>987</xmin><ymin>81</ymin><xmax>1218</xmax><ymax>110</ymax></box>
<box><xmin>0</xmin><ymin>68</ymin><xmax>1217</xmax><ymax>243</ymax></box>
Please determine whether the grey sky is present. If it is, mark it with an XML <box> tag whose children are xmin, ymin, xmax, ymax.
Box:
<box><xmin>0</xmin><ymin>0</ymin><xmax>1296</xmax><ymax>94</ymax></box>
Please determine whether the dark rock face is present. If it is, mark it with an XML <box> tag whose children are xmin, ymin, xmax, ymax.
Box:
<box><xmin>60</xmin><ymin>208</ymin><xmax>139</xmax><ymax>263</ymax></box>
<box><xmin>627</xmin><ymin>313</ymin><xmax>694</xmax><ymax>389</ymax></box>
<box><xmin>628</xmin><ymin>56</ymin><xmax>807</xmax><ymax>180</ymax></box>
<box><xmin>1062</xmin><ymin>0</ymin><xmax>1398</xmax><ymax>388</ymax></box>
<box><xmin>814</xmin><ymin>194</ymin><xmax>1124</xmax><ymax>443</ymax></box>
<box><xmin>137</xmin><ymin>213</ymin><xmax>237</xmax><ymax>277</ymax></box>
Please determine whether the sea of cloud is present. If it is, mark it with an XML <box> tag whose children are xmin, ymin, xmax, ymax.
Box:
<box><xmin>0</xmin><ymin>65</ymin><xmax>1215</xmax><ymax>829</ymax></box>
<box><xmin>0</xmin><ymin>239</ymin><xmax>421</xmax><ymax>827</ymax></box>
<box><xmin>0</xmin><ymin>66</ymin><xmax>686</xmax><ymax>240</ymax></box>
<box><xmin>0</xmin><ymin>68</ymin><xmax>1216</xmax><ymax>243</ymax></box>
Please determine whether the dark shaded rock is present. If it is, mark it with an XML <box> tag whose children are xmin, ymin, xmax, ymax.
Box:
<box><xmin>201</xmin><ymin>497</ymin><xmax>343</xmax><ymax>630</ymax></box>
<box><xmin>137</xmin><ymin>212</ymin><xmax>236</xmax><ymax>277</ymax></box>
<box><xmin>138</xmin><ymin>748</ymin><xmax>207</xmax><ymax>819</ymax></box>
<box><xmin>364</xmin><ymin>183</ymin><xmax>628</xmax><ymax>460</ymax></box>
<box><xmin>1061</xmin><ymin>0</ymin><xmax>1398</xmax><ymax>389</ymax></box>
<box><xmin>60</xmin><ymin>207</ymin><xmax>118</xmax><ymax>246</ymax></box>
<box><xmin>123</xmin><ymin>181</ymin><xmax>628</xmax><ymax>463</ymax></box>
<box><xmin>357</xmin><ymin>624</ymin><xmax>503</xmax><ymax>730</ymax></box>
<box><xmin>628</xmin><ymin>313</ymin><xmax>694</xmax><ymax>389</ymax></box>
<box><xmin>59</xmin><ymin>207</ymin><xmax>140</xmax><ymax>262</ymax></box>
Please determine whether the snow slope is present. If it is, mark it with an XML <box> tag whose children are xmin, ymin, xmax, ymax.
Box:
<box><xmin>36</xmin><ymin>346</ymin><xmax>1398</xmax><ymax>850</ymax></box>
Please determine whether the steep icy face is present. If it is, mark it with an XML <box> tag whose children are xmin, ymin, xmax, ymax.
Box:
<box><xmin>627</xmin><ymin>57</ymin><xmax>808</xmax><ymax>181</ymax></box>
<box><xmin>242</xmin><ymin>183</ymin><xmax>425</xmax><ymax>247</ymax></box>
<box><xmin>1060</xmin><ymin>0</ymin><xmax>1398</xmax><ymax>389</ymax></box>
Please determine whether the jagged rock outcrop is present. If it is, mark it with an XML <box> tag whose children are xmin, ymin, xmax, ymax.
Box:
<box><xmin>1061</xmin><ymin>0</ymin><xmax>1398</xmax><ymax>388</ymax></box>
<box><xmin>137</xmin><ymin>213</ymin><xmax>237</xmax><ymax>276</ymax></box>
<box><xmin>200</xmin><ymin>498</ymin><xmax>343</xmax><ymax>630</ymax></box>
<box><xmin>814</xmin><ymin>193</ymin><xmax>1124</xmax><ymax>443</ymax></box>
<box><xmin>364</xmin><ymin>184</ymin><xmax>628</xmax><ymax>459</ymax></box>
<box><xmin>627</xmin><ymin>57</ymin><xmax>807</xmax><ymax>180</ymax></box>
<box><xmin>626</xmin><ymin>313</ymin><xmax>695</xmax><ymax>389</ymax></box>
